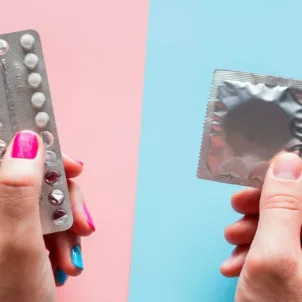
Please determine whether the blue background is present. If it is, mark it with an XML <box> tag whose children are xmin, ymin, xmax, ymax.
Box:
<box><xmin>129</xmin><ymin>1</ymin><xmax>302</xmax><ymax>301</ymax></box>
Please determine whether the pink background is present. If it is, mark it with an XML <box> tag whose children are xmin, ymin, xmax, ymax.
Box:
<box><xmin>0</xmin><ymin>1</ymin><xmax>149</xmax><ymax>301</ymax></box>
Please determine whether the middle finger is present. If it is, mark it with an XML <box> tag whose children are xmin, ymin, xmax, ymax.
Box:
<box><xmin>225</xmin><ymin>215</ymin><xmax>258</xmax><ymax>245</ymax></box>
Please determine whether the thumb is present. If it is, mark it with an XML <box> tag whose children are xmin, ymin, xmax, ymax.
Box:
<box><xmin>0</xmin><ymin>130</ymin><xmax>44</xmax><ymax>240</ymax></box>
<box><xmin>251</xmin><ymin>152</ymin><xmax>302</xmax><ymax>258</ymax></box>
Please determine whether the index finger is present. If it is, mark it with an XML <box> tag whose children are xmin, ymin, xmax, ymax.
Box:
<box><xmin>231</xmin><ymin>188</ymin><xmax>261</xmax><ymax>214</ymax></box>
<box><xmin>63</xmin><ymin>153</ymin><xmax>83</xmax><ymax>178</ymax></box>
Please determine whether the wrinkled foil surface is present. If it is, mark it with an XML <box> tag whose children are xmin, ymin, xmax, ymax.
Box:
<box><xmin>198</xmin><ymin>70</ymin><xmax>302</xmax><ymax>188</ymax></box>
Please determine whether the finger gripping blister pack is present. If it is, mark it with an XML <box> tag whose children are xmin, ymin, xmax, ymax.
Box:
<box><xmin>0</xmin><ymin>30</ymin><xmax>72</xmax><ymax>234</ymax></box>
<box><xmin>197</xmin><ymin>70</ymin><xmax>302</xmax><ymax>188</ymax></box>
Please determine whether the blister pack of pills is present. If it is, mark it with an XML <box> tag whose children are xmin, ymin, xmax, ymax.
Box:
<box><xmin>197</xmin><ymin>70</ymin><xmax>302</xmax><ymax>188</ymax></box>
<box><xmin>0</xmin><ymin>29</ymin><xmax>72</xmax><ymax>234</ymax></box>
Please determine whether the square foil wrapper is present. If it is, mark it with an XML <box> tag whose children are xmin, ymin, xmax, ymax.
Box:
<box><xmin>197</xmin><ymin>70</ymin><xmax>302</xmax><ymax>188</ymax></box>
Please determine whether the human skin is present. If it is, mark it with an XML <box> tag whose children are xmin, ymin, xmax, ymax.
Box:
<box><xmin>0</xmin><ymin>130</ymin><xmax>95</xmax><ymax>301</ymax></box>
<box><xmin>221</xmin><ymin>152</ymin><xmax>302</xmax><ymax>301</ymax></box>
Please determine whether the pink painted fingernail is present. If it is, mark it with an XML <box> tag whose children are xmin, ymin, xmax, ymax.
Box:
<box><xmin>83</xmin><ymin>204</ymin><xmax>95</xmax><ymax>231</ymax></box>
<box><xmin>70</xmin><ymin>157</ymin><xmax>83</xmax><ymax>166</ymax></box>
<box><xmin>12</xmin><ymin>131</ymin><xmax>38</xmax><ymax>159</ymax></box>
<box><xmin>76</xmin><ymin>160</ymin><xmax>84</xmax><ymax>166</ymax></box>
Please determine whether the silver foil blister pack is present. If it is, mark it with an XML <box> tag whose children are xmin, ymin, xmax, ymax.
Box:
<box><xmin>198</xmin><ymin>70</ymin><xmax>302</xmax><ymax>188</ymax></box>
<box><xmin>0</xmin><ymin>30</ymin><xmax>73</xmax><ymax>234</ymax></box>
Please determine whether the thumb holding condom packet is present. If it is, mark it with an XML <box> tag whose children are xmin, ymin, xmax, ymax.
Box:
<box><xmin>222</xmin><ymin>153</ymin><xmax>302</xmax><ymax>301</ymax></box>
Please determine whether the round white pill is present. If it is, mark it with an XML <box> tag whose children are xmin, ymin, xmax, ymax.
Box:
<box><xmin>20</xmin><ymin>34</ymin><xmax>35</xmax><ymax>50</ymax></box>
<box><xmin>24</xmin><ymin>53</ymin><xmax>39</xmax><ymax>70</ymax></box>
<box><xmin>45</xmin><ymin>151</ymin><xmax>57</xmax><ymax>167</ymax></box>
<box><xmin>28</xmin><ymin>73</ymin><xmax>42</xmax><ymax>88</ymax></box>
<box><xmin>35</xmin><ymin>112</ymin><xmax>50</xmax><ymax>128</ymax></box>
<box><xmin>31</xmin><ymin>92</ymin><xmax>46</xmax><ymax>108</ymax></box>
<box><xmin>0</xmin><ymin>40</ymin><xmax>9</xmax><ymax>56</ymax></box>
<box><xmin>40</xmin><ymin>131</ymin><xmax>54</xmax><ymax>148</ymax></box>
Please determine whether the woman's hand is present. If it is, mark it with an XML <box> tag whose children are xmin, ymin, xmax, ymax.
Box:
<box><xmin>0</xmin><ymin>130</ymin><xmax>94</xmax><ymax>302</ymax></box>
<box><xmin>221</xmin><ymin>152</ymin><xmax>302</xmax><ymax>301</ymax></box>
<box><xmin>48</xmin><ymin>153</ymin><xmax>95</xmax><ymax>287</ymax></box>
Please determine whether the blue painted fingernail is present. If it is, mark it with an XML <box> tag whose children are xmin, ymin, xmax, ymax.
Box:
<box><xmin>71</xmin><ymin>245</ymin><xmax>83</xmax><ymax>270</ymax></box>
<box><xmin>55</xmin><ymin>268</ymin><xmax>68</xmax><ymax>285</ymax></box>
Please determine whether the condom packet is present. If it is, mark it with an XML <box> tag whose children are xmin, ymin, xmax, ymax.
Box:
<box><xmin>197</xmin><ymin>69</ymin><xmax>302</xmax><ymax>188</ymax></box>
<box><xmin>0</xmin><ymin>29</ymin><xmax>73</xmax><ymax>234</ymax></box>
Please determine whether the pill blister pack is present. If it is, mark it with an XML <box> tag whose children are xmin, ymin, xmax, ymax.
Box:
<box><xmin>0</xmin><ymin>30</ymin><xmax>73</xmax><ymax>234</ymax></box>
<box><xmin>197</xmin><ymin>70</ymin><xmax>302</xmax><ymax>188</ymax></box>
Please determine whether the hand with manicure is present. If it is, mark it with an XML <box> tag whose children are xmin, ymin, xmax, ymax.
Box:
<box><xmin>221</xmin><ymin>152</ymin><xmax>302</xmax><ymax>301</ymax></box>
<box><xmin>0</xmin><ymin>130</ymin><xmax>95</xmax><ymax>301</ymax></box>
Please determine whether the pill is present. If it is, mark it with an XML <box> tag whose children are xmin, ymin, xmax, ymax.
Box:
<box><xmin>20</xmin><ymin>34</ymin><xmax>35</xmax><ymax>50</ymax></box>
<box><xmin>28</xmin><ymin>73</ymin><xmax>42</xmax><ymax>88</ymax></box>
<box><xmin>31</xmin><ymin>92</ymin><xmax>46</xmax><ymax>108</ymax></box>
<box><xmin>53</xmin><ymin>209</ymin><xmax>68</xmax><ymax>225</ymax></box>
<box><xmin>24</xmin><ymin>53</ymin><xmax>39</xmax><ymax>70</ymax></box>
<box><xmin>45</xmin><ymin>170</ymin><xmax>60</xmax><ymax>186</ymax></box>
<box><xmin>48</xmin><ymin>189</ymin><xmax>65</xmax><ymax>206</ymax></box>
<box><xmin>40</xmin><ymin>131</ymin><xmax>54</xmax><ymax>148</ymax></box>
<box><xmin>35</xmin><ymin>112</ymin><xmax>50</xmax><ymax>128</ymax></box>
<box><xmin>45</xmin><ymin>151</ymin><xmax>56</xmax><ymax>166</ymax></box>
<box><xmin>0</xmin><ymin>40</ymin><xmax>9</xmax><ymax>56</ymax></box>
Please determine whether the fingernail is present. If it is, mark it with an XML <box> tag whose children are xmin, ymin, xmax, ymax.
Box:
<box><xmin>84</xmin><ymin>203</ymin><xmax>95</xmax><ymax>231</ymax></box>
<box><xmin>222</xmin><ymin>252</ymin><xmax>246</xmax><ymax>268</ymax></box>
<box><xmin>222</xmin><ymin>256</ymin><xmax>235</xmax><ymax>267</ymax></box>
<box><xmin>273</xmin><ymin>153</ymin><xmax>302</xmax><ymax>180</ymax></box>
<box><xmin>70</xmin><ymin>156</ymin><xmax>83</xmax><ymax>166</ymax></box>
<box><xmin>12</xmin><ymin>131</ymin><xmax>38</xmax><ymax>159</ymax></box>
<box><xmin>55</xmin><ymin>268</ymin><xmax>68</xmax><ymax>285</ymax></box>
<box><xmin>76</xmin><ymin>160</ymin><xmax>84</xmax><ymax>166</ymax></box>
<box><xmin>71</xmin><ymin>245</ymin><xmax>83</xmax><ymax>270</ymax></box>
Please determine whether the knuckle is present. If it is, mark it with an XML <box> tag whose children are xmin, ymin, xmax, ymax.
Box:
<box><xmin>245</xmin><ymin>252</ymin><xmax>299</xmax><ymax>280</ymax></box>
<box><xmin>0</xmin><ymin>174</ymin><xmax>36</xmax><ymax>189</ymax></box>
<box><xmin>261</xmin><ymin>193</ymin><xmax>301</xmax><ymax>212</ymax></box>
<box><xmin>3</xmin><ymin>236</ymin><xmax>41</xmax><ymax>258</ymax></box>
<box><xmin>0</xmin><ymin>219</ymin><xmax>42</xmax><ymax>257</ymax></box>
<box><xmin>0</xmin><ymin>179</ymin><xmax>42</xmax><ymax>264</ymax></box>
<box><xmin>0</xmin><ymin>237</ymin><xmax>44</xmax><ymax>271</ymax></box>
<box><xmin>0</xmin><ymin>181</ymin><xmax>37</xmax><ymax>220</ymax></box>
